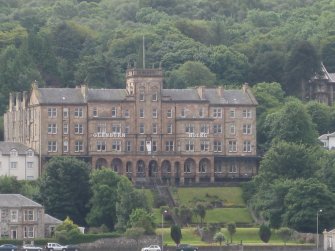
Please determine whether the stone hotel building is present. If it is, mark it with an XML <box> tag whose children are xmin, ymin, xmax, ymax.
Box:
<box><xmin>4</xmin><ymin>67</ymin><xmax>258</xmax><ymax>184</ymax></box>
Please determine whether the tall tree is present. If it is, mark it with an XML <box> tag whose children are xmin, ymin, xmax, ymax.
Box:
<box><xmin>115</xmin><ymin>177</ymin><xmax>149</xmax><ymax>232</ymax></box>
<box><xmin>37</xmin><ymin>157</ymin><xmax>90</xmax><ymax>226</ymax></box>
<box><xmin>264</xmin><ymin>99</ymin><xmax>318</xmax><ymax>145</ymax></box>
<box><xmin>283</xmin><ymin>178</ymin><xmax>335</xmax><ymax>233</ymax></box>
<box><xmin>86</xmin><ymin>168</ymin><xmax>121</xmax><ymax>230</ymax></box>
<box><xmin>170</xmin><ymin>225</ymin><xmax>182</xmax><ymax>246</ymax></box>
<box><xmin>284</xmin><ymin>41</ymin><xmax>320</xmax><ymax>97</ymax></box>
<box><xmin>227</xmin><ymin>222</ymin><xmax>236</xmax><ymax>243</ymax></box>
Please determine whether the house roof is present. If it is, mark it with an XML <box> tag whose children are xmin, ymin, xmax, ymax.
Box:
<box><xmin>32</xmin><ymin>86</ymin><xmax>257</xmax><ymax>105</ymax></box>
<box><xmin>0</xmin><ymin>194</ymin><xmax>43</xmax><ymax>208</ymax></box>
<box><xmin>0</xmin><ymin>142</ymin><xmax>35</xmax><ymax>155</ymax></box>
<box><xmin>45</xmin><ymin>214</ymin><xmax>62</xmax><ymax>225</ymax></box>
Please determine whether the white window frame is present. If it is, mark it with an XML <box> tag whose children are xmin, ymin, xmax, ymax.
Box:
<box><xmin>48</xmin><ymin>141</ymin><xmax>57</xmax><ymax>152</ymax></box>
<box><xmin>48</xmin><ymin>107</ymin><xmax>57</xmax><ymax>118</ymax></box>
<box><xmin>111</xmin><ymin>107</ymin><xmax>117</xmax><ymax>117</ymax></box>
<box><xmin>63</xmin><ymin>141</ymin><xmax>68</xmax><ymax>153</ymax></box>
<box><xmin>185</xmin><ymin>140</ymin><xmax>195</xmax><ymax>152</ymax></box>
<box><xmin>152</xmin><ymin>108</ymin><xmax>158</xmax><ymax>118</ymax></box>
<box><xmin>75</xmin><ymin>141</ymin><xmax>83</xmax><ymax>152</ymax></box>
<box><xmin>167</xmin><ymin>123</ymin><xmax>173</xmax><ymax>134</ymax></box>
<box><xmin>48</xmin><ymin>124</ymin><xmax>57</xmax><ymax>134</ymax></box>
<box><xmin>74</xmin><ymin>124</ymin><xmax>84</xmax><ymax>134</ymax></box>
<box><xmin>74</xmin><ymin>107</ymin><xmax>83</xmax><ymax>118</ymax></box>
<box><xmin>97</xmin><ymin>141</ymin><xmax>106</xmax><ymax>151</ymax></box>
<box><xmin>112</xmin><ymin>140</ymin><xmax>121</xmax><ymax>151</ymax></box>
<box><xmin>63</xmin><ymin>108</ymin><xmax>68</xmax><ymax>118</ymax></box>
<box><xmin>243</xmin><ymin>109</ymin><xmax>252</xmax><ymax>118</ymax></box>
<box><xmin>243</xmin><ymin>140</ymin><xmax>252</xmax><ymax>152</ymax></box>
<box><xmin>11</xmin><ymin>210</ymin><xmax>18</xmax><ymax>222</ymax></box>
<box><xmin>213</xmin><ymin>141</ymin><xmax>222</xmax><ymax>152</ymax></box>
<box><xmin>63</xmin><ymin>123</ymin><xmax>68</xmax><ymax>134</ymax></box>
<box><xmin>165</xmin><ymin>140</ymin><xmax>174</xmax><ymax>152</ymax></box>
<box><xmin>228</xmin><ymin>140</ymin><xmax>237</xmax><ymax>152</ymax></box>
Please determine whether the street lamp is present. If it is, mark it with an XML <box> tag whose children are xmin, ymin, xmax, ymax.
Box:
<box><xmin>162</xmin><ymin>210</ymin><xmax>167</xmax><ymax>251</ymax></box>
<box><xmin>317</xmin><ymin>209</ymin><xmax>322</xmax><ymax>251</ymax></box>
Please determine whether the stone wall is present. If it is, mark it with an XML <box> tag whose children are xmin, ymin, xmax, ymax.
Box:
<box><xmin>78</xmin><ymin>237</ymin><xmax>315</xmax><ymax>251</ymax></box>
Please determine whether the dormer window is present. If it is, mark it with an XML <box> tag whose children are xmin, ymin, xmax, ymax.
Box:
<box><xmin>27</xmin><ymin>150</ymin><xmax>34</xmax><ymax>157</ymax></box>
<box><xmin>10</xmin><ymin>150</ymin><xmax>18</xmax><ymax>157</ymax></box>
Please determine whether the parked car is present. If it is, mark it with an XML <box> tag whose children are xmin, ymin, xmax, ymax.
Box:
<box><xmin>22</xmin><ymin>244</ymin><xmax>42</xmax><ymax>251</ymax></box>
<box><xmin>0</xmin><ymin>244</ymin><xmax>17</xmax><ymax>251</ymax></box>
<box><xmin>176</xmin><ymin>244</ymin><xmax>198</xmax><ymax>251</ymax></box>
<box><xmin>45</xmin><ymin>243</ymin><xmax>79</xmax><ymax>251</ymax></box>
<box><xmin>141</xmin><ymin>245</ymin><xmax>161</xmax><ymax>251</ymax></box>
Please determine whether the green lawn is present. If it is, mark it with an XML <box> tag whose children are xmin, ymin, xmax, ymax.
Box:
<box><xmin>194</xmin><ymin>208</ymin><xmax>253</xmax><ymax>224</ymax></box>
<box><xmin>173</xmin><ymin>187</ymin><xmax>245</xmax><ymax>207</ymax></box>
<box><xmin>157</xmin><ymin>227</ymin><xmax>301</xmax><ymax>245</ymax></box>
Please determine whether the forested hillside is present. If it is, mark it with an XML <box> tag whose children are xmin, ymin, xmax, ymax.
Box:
<box><xmin>0</xmin><ymin>0</ymin><xmax>334</xmax><ymax>116</ymax></box>
<box><xmin>2</xmin><ymin>0</ymin><xmax>335</xmax><ymax>234</ymax></box>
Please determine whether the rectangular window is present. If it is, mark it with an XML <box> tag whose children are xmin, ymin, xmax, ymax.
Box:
<box><xmin>139</xmin><ymin>108</ymin><xmax>145</xmax><ymax>118</ymax></box>
<box><xmin>165</xmin><ymin>141</ymin><xmax>174</xmax><ymax>151</ymax></box>
<box><xmin>181</xmin><ymin>108</ymin><xmax>186</xmax><ymax>117</ymax></box>
<box><xmin>199</xmin><ymin>108</ymin><xmax>204</xmax><ymax>118</ymax></box>
<box><xmin>139</xmin><ymin>123</ymin><xmax>145</xmax><ymax>134</ymax></box>
<box><xmin>112</xmin><ymin>141</ymin><xmax>121</xmax><ymax>151</ymax></box>
<box><xmin>75</xmin><ymin>141</ymin><xmax>83</xmax><ymax>152</ymax></box>
<box><xmin>213</xmin><ymin>108</ymin><xmax>222</xmax><ymax>118</ymax></box>
<box><xmin>243</xmin><ymin>140</ymin><xmax>252</xmax><ymax>152</ymax></box>
<box><xmin>124</xmin><ymin>125</ymin><xmax>130</xmax><ymax>134</ymax></box>
<box><xmin>200</xmin><ymin>124</ymin><xmax>209</xmax><ymax>133</ymax></box>
<box><xmin>27</xmin><ymin>162</ymin><xmax>33</xmax><ymax>169</ymax></box>
<box><xmin>200</xmin><ymin>140</ymin><xmax>209</xmax><ymax>151</ymax></box>
<box><xmin>97</xmin><ymin>123</ymin><xmax>106</xmax><ymax>133</ymax></box>
<box><xmin>10</xmin><ymin>151</ymin><xmax>17</xmax><ymax>157</ymax></box>
<box><xmin>213</xmin><ymin>124</ymin><xmax>222</xmax><ymax>134</ymax></box>
<box><xmin>74</xmin><ymin>124</ymin><xmax>84</xmax><ymax>134</ymax></box>
<box><xmin>243</xmin><ymin>109</ymin><xmax>252</xmax><ymax>118</ymax></box>
<box><xmin>124</xmin><ymin>109</ymin><xmax>130</xmax><ymax>118</ymax></box>
<box><xmin>152</xmin><ymin>123</ymin><xmax>158</xmax><ymax>134</ymax></box>
<box><xmin>243</xmin><ymin>124</ymin><xmax>252</xmax><ymax>134</ymax></box>
<box><xmin>167</xmin><ymin>123</ymin><xmax>173</xmax><ymax>134</ymax></box>
<box><xmin>24</xmin><ymin>226</ymin><xmax>34</xmax><ymax>238</ymax></box>
<box><xmin>152</xmin><ymin>140</ymin><xmax>157</xmax><ymax>152</ymax></box>
<box><xmin>228</xmin><ymin>140</ymin><xmax>237</xmax><ymax>152</ymax></box>
<box><xmin>230</xmin><ymin>124</ymin><xmax>236</xmax><ymax>134</ymax></box>
<box><xmin>48</xmin><ymin>107</ymin><xmax>57</xmax><ymax>118</ymax></box>
<box><xmin>63</xmin><ymin>123</ymin><xmax>68</xmax><ymax>134</ymax></box>
<box><xmin>63</xmin><ymin>108</ymin><xmax>68</xmax><ymax>118</ymax></box>
<box><xmin>48</xmin><ymin>124</ymin><xmax>57</xmax><ymax>134</ymax></box>
<box><xmin>97</xmin><ymin>141</ymin><xmax>106</xmax><ymax>151</ymax></box>
<box><xmin>139</xmin><ymin>91</ymin><xmax>145</xmax><ymax>101</ymax></box>
<box><xmin>63</xmin><ymin>141</ymin><xmax>68</xmax><ymax>152</ymax></box>
<box><xmin>10</xmin><ymin>162</ymin><xmax>17</xmax><ymax>169</ymax></box>
<box><xmin>139</xmin><ymin>140</ymin><xmax>145</xmax><ymax>152</ymax></box>
<box><xmin>213</xmin><ymin>141</ymin><xmax>222</xmax><ymax>152</ymax></box>
<box><xmin>112</xmin><ymin>124</ymin><xmax>121</xmax><ymax>133</ymax></box>
<box><xmin>48</xmin><ymin>141</ymin><xmax>57</xmax><ymax>152</ymax></box>
<box><xmin>229</xmin><ymin>164</ymin><xmax>237</xmax><ymax>173</ymax></box>
<box><xmin>152</xmin><ymin>108</ymin><xmax>158</xmax><ymax>118</ymax></box>
<box><xmin>27</xmin><ymin>151</ymin><xmax>33</xmax><ymax>157</ymax></box>
<box><xmin>125</xmin><ymin>141</ymin><xmax>132</xmax><ymax>152</ymax></box>
<box><xmin>167</xmin><ymin>109</ymin><xmax>172</xmax><ymax>118</ymax></box>
<box><xmin>185</xmin><ymin>124</ymin><xmax>195</xmax><ymax>133</ymax></box>
<box><xmin>215</xmin><ymin>163</ymin><xmax>222</xmax><ymax>173</ymax></box>
<box><xmin>152</xmin><ymin>93</ymin><xmax>157</xmax><ymax>101</ymax></box>
<box><xmin>112</xmin><ymin>107</ymin><xmax>117</xmax><ymax>117</ymax></box>
<box><xmin>230</xmin><ymin>109</ymin><xmax>235</xmax><ymax>118</ymax></box>
<box><xmin>24</xmin><ymin>210</ymin><xmax>34</xmax><ymax>221</ymax></box>
<box><xmin>185</xmin><ymin>140</ymin><xmax>194</xmax><ymax>152</ymax></box>
<box><xmin>74</xmin><ymin>107</ymin><xmax>83</xmax><ymax>118</ymax></box>
<box><xmin>11</xmin><ymin>210</ymin><xmax>18</xmax><ymax>222</ymax></box>
<box><xmin>93</xmin><ymin>107</ymin><xmax>98</xmax><ymax>117</ymax></box>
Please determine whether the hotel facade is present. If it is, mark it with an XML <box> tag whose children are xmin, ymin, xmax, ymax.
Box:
<box><xmin>4</xmin><ymin>67</ymin><xmax>258</xmax><ymax>185</ymax></box>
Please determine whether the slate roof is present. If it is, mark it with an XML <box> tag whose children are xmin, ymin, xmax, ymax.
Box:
<box><xmin>88</xmin><ymin>89</ymin><xmax>128</xmax><ymax>101</ymax></box>
<box><xmin>0</xmin><ymin>194</ymin><xmax>43</xmax><ymax>208</ymax></box>
<box><xmin>0</xmin><ymin>142</ymin><xmax>34</xmax><ymax>155</ymax></box>
<box><xmin>161</xmin><ymin>88</ymin><xmax>256</xmax><ymax>105</ymax></box>
<box><xmin>45</xmin><ymin>214</ymin><xmax>62</xmax><ymax>224</ymax></box>
<box><xmin>36</xmin><ymin>88</ymin><xmax>85</xmax><ymax>104</ymax></box>
<box><xmin>33</xmin><ymin>86</ymin><xmax>256</xmax><ymax>105</ymax></box>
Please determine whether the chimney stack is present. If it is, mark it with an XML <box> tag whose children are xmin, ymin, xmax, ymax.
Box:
<box><xmin>197</xmin><ymin>86</ymin><xmax>204</xmax><ymax>99</ymax></box>
<box><xmin>243</xmin><ymin>83</ymin><xmax>249</xmax><ymax>93</ymax></box>
<box><xmin>217</xmin><ymin>86</ymin><xmax>224</xmax><ymax>97</ymax></box>
<box><xmin>15</xmin><ymin>92</ymin><xmax>21</xmax><ymax>111</ymax></box>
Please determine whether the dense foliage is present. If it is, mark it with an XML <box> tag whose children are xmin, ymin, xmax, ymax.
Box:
<box><xmin>0</xmin><ymin>0</ymin><xmax>335</xmax><ymax>119</ymax></box>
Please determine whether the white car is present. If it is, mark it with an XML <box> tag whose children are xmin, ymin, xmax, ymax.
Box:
<box><xmin>45</xmin><ymin>243</ymin><xmax>68</xmax><ymax>251</ymax></box>
<box><xmin>141</xmin><ymin>245</ymin><xmax>161</xmax><ymax>251</ymax></box>
<box><xmin>22</xmin><ymin>244</ymin><xmax>43</xmax><ymax>251</ymax></box>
